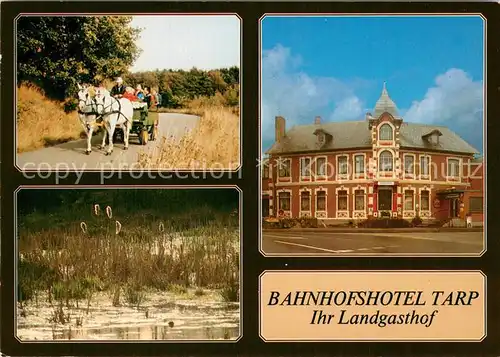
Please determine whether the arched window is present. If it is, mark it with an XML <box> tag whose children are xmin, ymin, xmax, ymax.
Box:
<box><xmin>379</xmin><ymin>150</ymin><xmax>393</xmax><ymax>172</ymax></box>
<box><xmin>379</xmin><ymin>124</ymin><xmax>393</xmax><ymax>141</ymax></box>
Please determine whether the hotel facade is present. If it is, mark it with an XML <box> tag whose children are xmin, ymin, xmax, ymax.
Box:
<box><xmin>262</xmin><ymin>85</ymin><xmax>484</xmax><ymax>226</ymax></box>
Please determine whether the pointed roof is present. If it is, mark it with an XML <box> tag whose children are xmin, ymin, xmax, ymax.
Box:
<box><xmin>373</xmin><ymin>82</ymin><xmax>400</xmax><ymax>118</ymax></box>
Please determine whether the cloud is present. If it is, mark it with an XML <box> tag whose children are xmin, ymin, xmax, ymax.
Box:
<box><xmin>403</xmin><ymin>68</ymin><xmax>483</xmax><ymax>151</ymax></box>
<box><xmin>131</xmin><ymin>15</ymin><xmax>240</xmax><ymax>71</ymax></box>
<box><xmin>261</xmin><ymin>44</ymin><xmax>366</xmax><ymax>152</ymax></box>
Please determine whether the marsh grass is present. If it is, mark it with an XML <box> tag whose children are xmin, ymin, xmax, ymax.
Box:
<box><xmin>18</xmin><ymin>203</ymin><xmax>240</xmax><ymax>324</ymax></box>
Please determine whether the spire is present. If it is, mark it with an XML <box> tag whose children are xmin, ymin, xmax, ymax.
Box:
<box><xmin>373</xmin><ymin>82</ymin><xmax>399</xmax><ymax>118</ymax></box>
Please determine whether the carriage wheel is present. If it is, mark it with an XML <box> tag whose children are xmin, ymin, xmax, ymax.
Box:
<box><xmin>139</xmin><ymin>130</ymin><xmax>149</xmax><ymax>145</ymax></box>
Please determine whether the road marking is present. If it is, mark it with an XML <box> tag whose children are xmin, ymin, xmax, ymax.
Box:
<box><xmin>273</xmin><ymin>240</ymin><xmax>346</xmax><ymax>253</ymax></box>
<box><xmin>365</xmin><ymin>233</ymin><xmax>482</xmax><ymax>246</ymax></box>
<box><xmin>264</xmin><ymin>234</ymin><xmax>308</xmax><ymax>240</ymax></box>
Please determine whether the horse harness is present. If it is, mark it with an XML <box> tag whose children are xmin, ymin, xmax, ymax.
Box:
<box><xmin>78</xmin><ymin>94</ymin><xmax>129</xmax><ymax>131</ymax></box>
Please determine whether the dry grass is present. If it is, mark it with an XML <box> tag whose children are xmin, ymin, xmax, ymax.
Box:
<box><xmin>18</xmin><ymin>204</ymin><xmax>240</xmax><ymax>313</ymax></box>
<box><xmin>138</xmin><ymin>98</ymin><xmax>240</xmax><ymax>170</ymax></box>
<box><xmin>17</xmin><ymin>84</ymin><xmax>84</xmax><ymax>153</ymax></box>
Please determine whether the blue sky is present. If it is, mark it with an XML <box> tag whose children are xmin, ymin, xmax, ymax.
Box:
<box><xmin>261</xmin><ymin>16</ymin><xmax>484</xmax><ymax>154</ymax></box>
<box><xmin>130</xmin><ymin>15</ymin><xmax>240</xmax><ymax>71</ymax></box>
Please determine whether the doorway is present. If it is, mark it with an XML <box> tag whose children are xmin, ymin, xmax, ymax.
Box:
<box><xmin>449</xmin><ymin>198</ymin><xmax>459</xmax><ymax>218</ymax></box>
<box><xmin>262</xmin><ymin>197</ymin><xmax>270</xmax><ymax>218</ymax></box>
<box><xmin>378</xmin><ymin>187</ymin><xmax>393</xmax><ymax>213</ymax></box>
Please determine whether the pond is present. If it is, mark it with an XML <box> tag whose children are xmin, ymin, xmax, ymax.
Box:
<box><xmin>17</xmin><ymin>289</ymin><xmax>240</xmax><ymax>341</ymax></box>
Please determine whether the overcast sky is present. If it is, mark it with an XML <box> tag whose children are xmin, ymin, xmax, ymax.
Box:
<box><xmin>130</xmin><ymin>15</ymin><xmax>241</xmax><ymax>72</ymax></box>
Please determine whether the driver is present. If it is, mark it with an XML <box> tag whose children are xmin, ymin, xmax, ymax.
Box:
<box><xmin>110</xmin><ymin>77</ymin><xmax>126</xmax><ymax>98</ymax></box>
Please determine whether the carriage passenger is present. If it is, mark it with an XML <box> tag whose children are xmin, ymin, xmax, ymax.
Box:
<box><xmin>110</xmin><ymin>77</ymin><xmax>126</xmax><ymax>98</ymax></box>
<box><xmin>123</xmin><ymin>87</ymin><xmax>138</xmax><ymax>101</ymax></box>
<box><xmin>135</xmin><ymin>85</ymin><xmax>145</xmax><ymax>101</ymax></box>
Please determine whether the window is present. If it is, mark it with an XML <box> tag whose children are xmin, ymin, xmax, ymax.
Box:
<box><xmin>279</xmin><ymin>192</ymin><xmax>291</xmax><ymax>211</ymax></box>
<box><xmin>316</xmin><ymin>191</ymin><xmax>326</xmax><ymax>211</ymax></box>
<box><xmin>354</xmin><ymin>190</ymin><xmax>365</xmax><ymax>211</ymax></box>
<box><xmin>337</xmin><ymin>190</ymin><xmax>348</xmax><ymax>211</ymax></box>
<box><xmin>278</xmin><ymin>159</ymin><xmax>290</xmax><ymax>177</ymax></box>
<box><xmin>263</xmin><ymin>164</ymin><xmax>269</xmax><ymax>179</ymax></box>
<box><xmin>448</xmin><ymin>159</ymin><xmax>460</xmax><ymax>177</ymax></box>
<box><xmin>301</xmin><ymin>191</ymin><xmax>311</xmax><ymax>211</ymax></box>
<box><xmin>469</xmin><ymin>197</ymin><xmax>483</xmax><ymax>213</ymax></box>
<box><xmin>316</xmin><ymin>157</ymin><xmax>326</xmax><ymax>176</ymax></box>
<box><xmin>420</xmin><ymin>156</ymin><xmax>430</xmax><ymax>176</ymax></box>
<box><xmin>379</xmin><ymin>151</ymin><xmax>393</xmax><ymax>172</ymax></box>
<box><xmin>300</xmin><ymin>157</ymin><xmax>311</xmax><ymax>177</ymax></box>
<box><xmin>404</xmin><ymin>155</ymin><xmax>415</xmax><ymax>174</ymax></box>
<box><xmin>338</xmin><ymin>156</ymin><xmax>348</xmax><ymax>175</ymax></box>
<box><xmin>420</xmin><ymin>190</ymin><xmax>430</xmax><ymax>211</ymax></box>
<box><xmin>354</xmin><ymin>155</ymin><xmax>365</xmax><ymax>174</ymax></box>
<box><xmin>404</xmin><ymin>190</ymin><xmax>414</xmax><ymax>211</ymax></box>
<box><xmin>379</xmin><ymin>124</ymin><xmax>393</xmax><ymax>141</ymax></box>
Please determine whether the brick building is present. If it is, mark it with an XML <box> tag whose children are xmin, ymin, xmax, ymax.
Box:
<box><xmin>262</xmin><ymin>84</ymin><xmax>484</xmax><ymax>227</ymax></box>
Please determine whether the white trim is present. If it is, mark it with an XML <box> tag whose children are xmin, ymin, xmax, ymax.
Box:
<box><xmin>314</xmin><ymin>155</ymin><xmax>328</xmax><ymax>179</ymax></box>
<box><xmin>419</xmin><ymin>154</ymin><xmax>432</xmax><ymax>181</ymax></box>
<box><xmin>276</xmin><ymin>188</ymin><xmax>292</xmax><ymax>218</ymax></box>
<box><xmin>402</xmin><ymin>186</ymin><xmax>417</xmax><ymax>219</ymax></box>
<box><xmin>377</xmin><ymin>148</ymin><xmax>396</xmax><ymax>177</ymax></box>
<box><xmin>418</xmin><ymin>186</ymin><xmax>432</xmax><ymax>219</ymax></box>
<box><xmin>299</xmin><ymin>156</ymin><xmax>312</xmax><ymax>182</ymax></box>
<box><xmin>446</xmin><ymin>156</ymin><xmax>463</xmax><ymax>182</ymax></box>
<box><xmin>336</xmin><ymin>154</ymin><xmax>350</xmax><ymax>181</ymax></box>
<box><xmin>274</xmin><ymin>179</ymin><xmax>470</xmax><ymax>187</ymax></box>
<box><xmin>335</xmin><ymin>185</ymin><xmax>350</xmax><ymax>219</ymax></box>
<box><xmin>276</xmin><ymin>157</ymin><xmax>292</xmax><ymax>182</ymax></box>
<box><xmin>352</xmin><ymin>185</ymin><xmax>367</xmax><ymax>219</ymax></box>
<box><xmin>402</xmin><ymin>153</ymin><xmax>416</xmax><ymax>179</ymax></box>
<box><xmin>314</xmin><ymin>187</ymin><xmax>328</xmax><ymax>219</ymax></box>
<box><xmin>378</xmin><ymin>121</ymin><xmax>396</xmax><ymax>142</ymax></box>
<box><xmin>299</xmin><ymin>187</ymin><xmax>312</xmax><ymax>217</ymax></box>
<box><xmin>352</xmin><ymin>153</ymin><xmax>367</xmax><ymax>178</ymax></box>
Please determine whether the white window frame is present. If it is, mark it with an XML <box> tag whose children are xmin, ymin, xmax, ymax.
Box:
<box><xmin>446</xmin><ymin>157</ymin><xmax>462</xmax><ymax>181</ymax></box>
<box><xmin>335</xmin><ymin>186</ymin><xmax>350</xmax><ymax>218</ymax></box>
<box><xmin>378</xmin><ymin>122</ymin><xmax>395</xmax><ymax>141</ymax></box>
<box><xmin>378</xmin><ymin>149</ymin><xmax>395</xmax><ymax>173</ymax></box>
<box><xmin>402</xmin><ymin>186</ymin><xmax>416</xmax><ymax>219</ymax></box>
<box><xmin>277</xmin><ymin>157</ymin><xmax>292</xmax><ymax>181</ymax></box>
<box><xmin>336</xmin><ymin>154</ymin><xmax>349</xmax><ymax>180</ymax></box>
<box><xmin>419</xmin><ymin>154</ymin><xmax>431</xmax><ymax>181</ymax></box>
<box><xmin>403</xmin><ymin>153</ymin><xmax>416</xmax><ymax>178</ymax></box>
<box><xmin>299</xmin><ymin>188</ymin><xmax>312</xmax><ymax>217</ymax></box>
<box><xmin>314</xmin><ymin>155</ymin><xmax>328</xmax><ymax>178</ymax></box>
<box><xmin>352</xmin><ymin>186</ymin><xmax>367</xmax><ymax>220</ymax></box>
<box><xmin>300</xmin><ymin>156</ymin><xmax>312</xmax><ymax>180</ymax></box>
<box><xmin>314</xmin><ymin>187</ymin><xmax>328</xmax><ymax>219</ymax></box>
<box><xmin>277</xmin><ymin>189</ymin><xmax>292</xmax><ymax>217</ymax></box>
<box><xmin>419</xmin><ymin>187</ymin><xmax>431</xmax><ymax>213</ymax></box>
<box><xmin>353</xmin><ymin>153</ymin><xmax>366</xmax><ymax>178</ymax></box>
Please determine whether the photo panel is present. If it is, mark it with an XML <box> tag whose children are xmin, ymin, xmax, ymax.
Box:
<box><xmin>259</xmin><ymin>14</ymin><xmax>486</xmax><ymax>257</ymax></box>
<box><xmin>14</xmin><ymin>186</ymin><xmax>242</xmax><ymax>342</ymax></box>
<box><xmin>15</xmin><ymin>14</ymin><xmax>242</xmax><ymax>173</ymax></box>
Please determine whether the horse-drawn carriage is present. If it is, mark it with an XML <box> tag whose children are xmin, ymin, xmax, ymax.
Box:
<box><xmin>109</xmin><ymin>102</ymin><xmax>159</xmax><ymax>146</ymax></box>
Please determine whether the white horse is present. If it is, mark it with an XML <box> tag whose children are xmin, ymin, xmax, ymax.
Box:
<box><xmin>76</xmin><ymin>84</ymin><xmax>108</xmax><ymax>155</ymax></box>
<box><xmin>94</xmin><ymin>87</ymin><xmax>133</xmax><ymax>155</ymax></box>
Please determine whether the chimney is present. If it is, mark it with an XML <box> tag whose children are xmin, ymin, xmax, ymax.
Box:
<box><xmin>275</xmin><ymin>116</ymin><xmax>286</xmax><ymax>142</ymax></box>
<box><xmin>314</xmin><ymin>116</ymin><xmax>321</xmax><ymax>124</ymax></box>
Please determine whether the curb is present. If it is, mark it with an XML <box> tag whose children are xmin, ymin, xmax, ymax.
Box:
<box><xmin>262</xmin><ymin>228</ymin><xmax>484</xmax><ymax>234</ymax></box>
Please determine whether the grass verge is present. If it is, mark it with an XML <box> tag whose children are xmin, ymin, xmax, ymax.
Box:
<box><xmin>138</xmin><ymin>96</ymin><xmax>240</xmax><ymax>170</ymax></box>
<box><xmin>17</xmin><ymin>84</ymin><xmax>84</xmax><ymax>153</ymax></box>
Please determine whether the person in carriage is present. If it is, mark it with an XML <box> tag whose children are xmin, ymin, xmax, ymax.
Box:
<box><xmin>135</xmin><ymin>84</ymin><xmax>145</xmax><ymax>101</ymax></box>
<box><xmin>123</xmin><ymin>87</ymin><xmax>138</xmax><ymax>101</ymax></box>
<box><xmin>110</xmin><ymin>77</ymin><xmax>126</xmax><ymax>98</ymax></box>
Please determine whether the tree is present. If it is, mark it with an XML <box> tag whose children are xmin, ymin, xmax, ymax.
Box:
<box><xmin>17</xmin><ymin>16</ymin><xmax>141</xmax><ymax>100</ymax></box>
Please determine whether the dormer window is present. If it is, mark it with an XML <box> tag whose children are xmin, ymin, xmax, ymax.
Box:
<box><xmin>379</xmin><ymin>124</ymin><xmax>393</xmax><ymax>141</ymax></box>
<box><xmin>317</xmin><ymin>132</ymin><xmax>325</xmax><ymax>145</ymax></box>
<box><xmin>313</xmin><ymin>128</ymin><xmax>332</xmax><ymax>148</ymax></box>
<box><xmin>422</xmin><ymin>129</ymin><xmax>443</xmax><ymax>146</ymax></box>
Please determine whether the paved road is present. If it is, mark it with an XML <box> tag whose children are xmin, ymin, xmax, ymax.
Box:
<box><xmin>17</xmin><ymin>113</ymin><xmax>200</xmax><ymax>170</ymax></box>
<box><xmin>262</xmin><ymin>230</ymin><xmax>484</xmax><ymax>255</ymax></box>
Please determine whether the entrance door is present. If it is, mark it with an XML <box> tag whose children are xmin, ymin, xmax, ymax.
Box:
<box><xmin>262</xmin><ymin>198</ymin><xmax>270</xmax><ymax>218</ymax></box>
<box><xmin>449</xmin><ymin>198</ymin><xmax>459</xmax><ymax>218</ymax></box>
<box><xmin>378</xmin><ymin>188</ymin><xmax>393</xmax><ymax>214</ymax></box>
